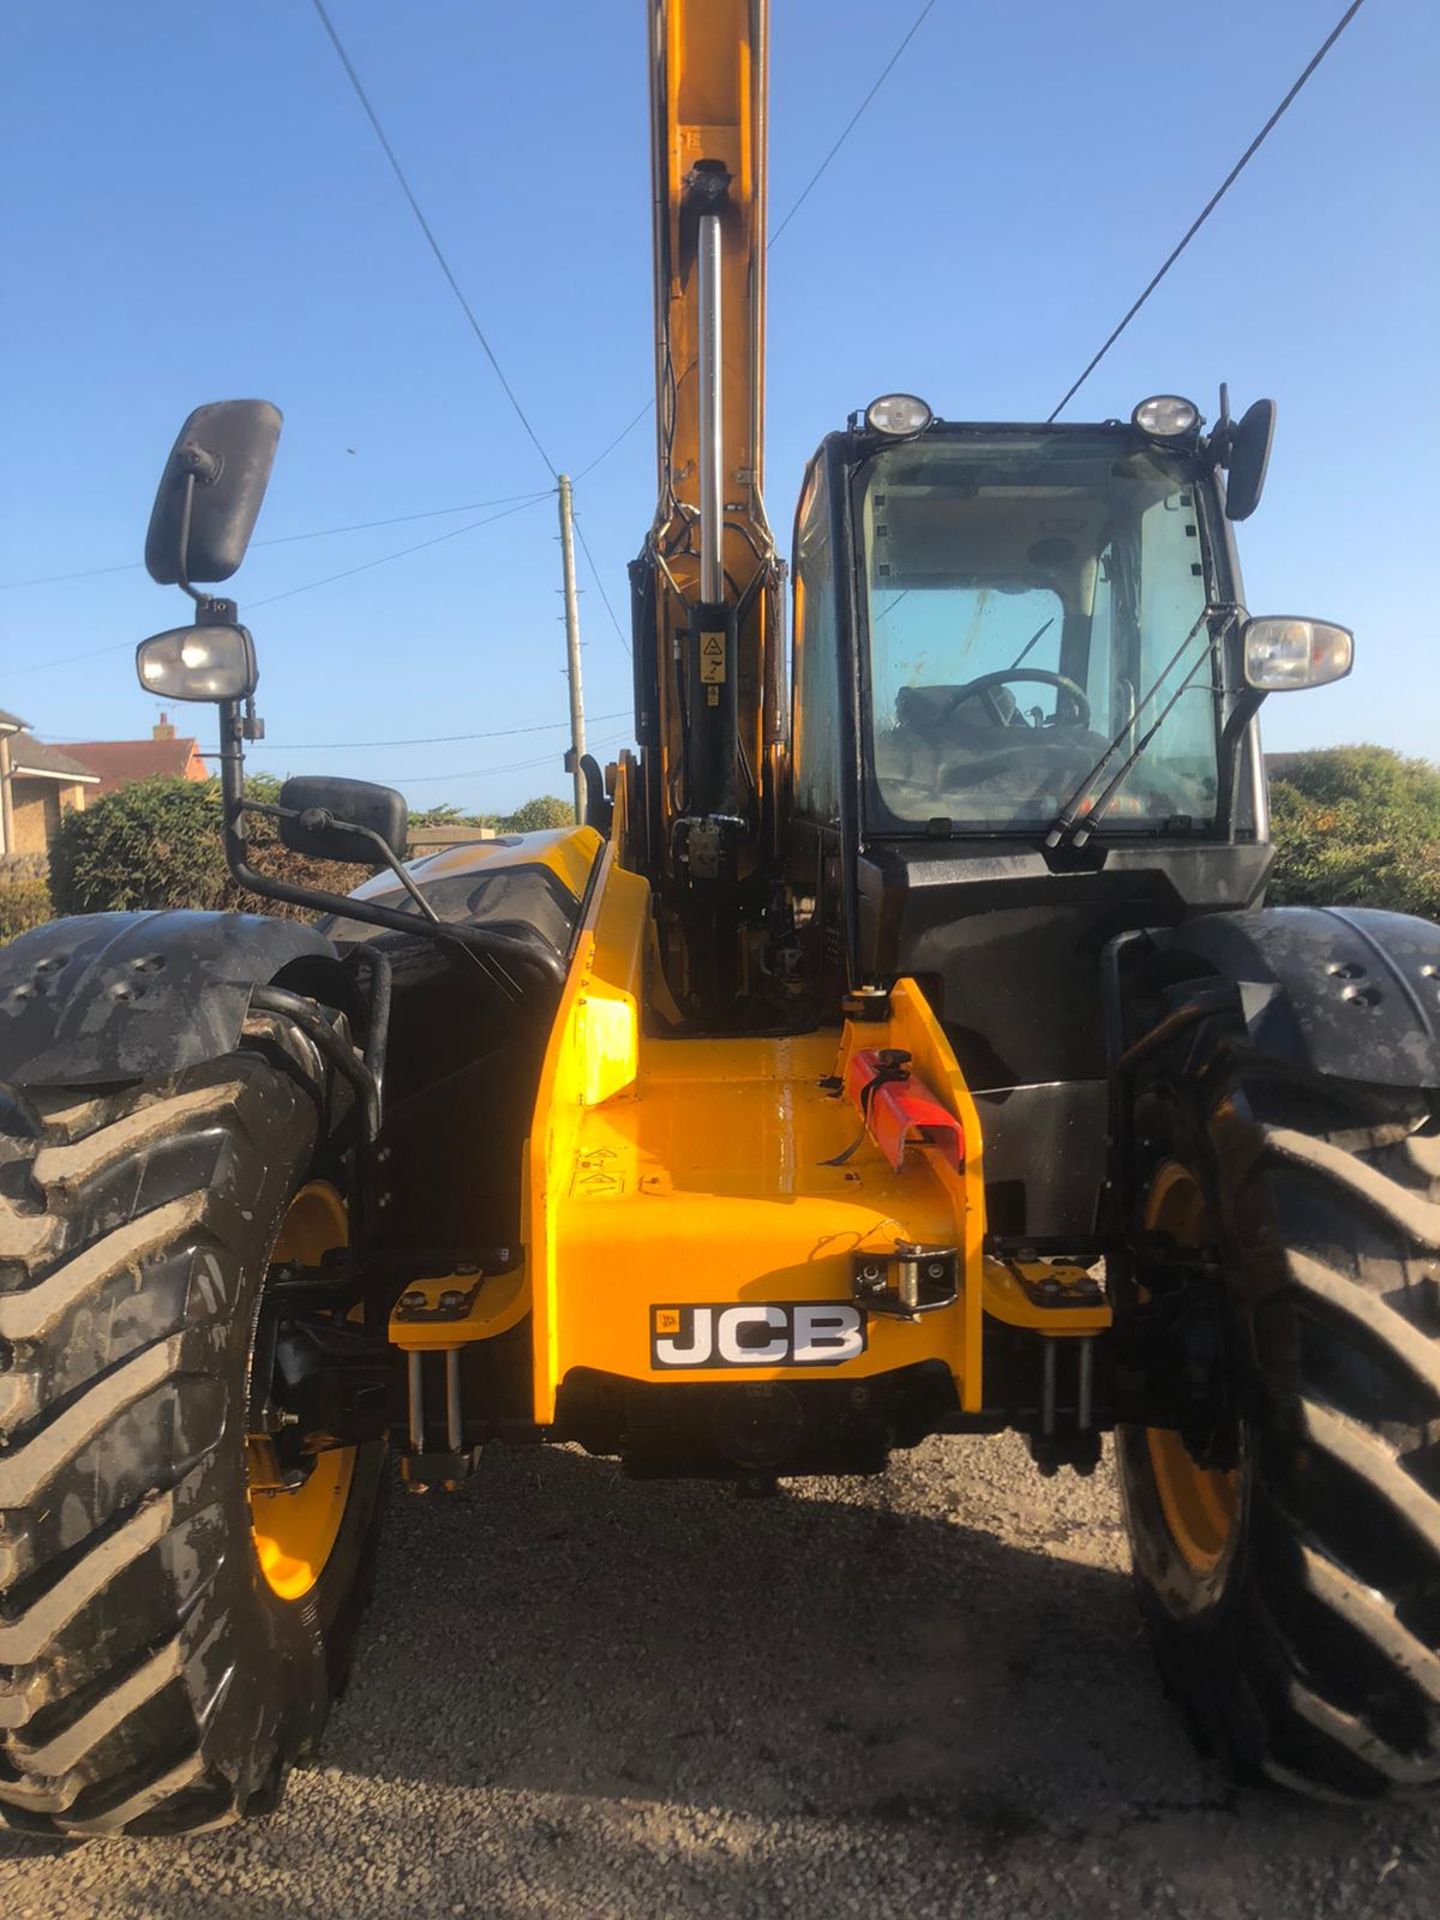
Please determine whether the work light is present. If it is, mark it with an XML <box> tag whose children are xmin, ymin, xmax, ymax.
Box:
<box><xmin>865</xmin><ymin>393</ymin><xmax>933</xmax><ymax>437</ymax></box>
<box><xmin>136</xmin><ymin>623</ymin><xmax>258</xmax><ymax>702</ymax></box>
<box><xmin>1131</xmin><ymin>395</ymin><xmax>1200</xmax><ymax>439</ymax></box>
<box><xmin>1242</xmin><ymin>616</ymin><xmax>1354</xmax><ymax>691</ymax></box>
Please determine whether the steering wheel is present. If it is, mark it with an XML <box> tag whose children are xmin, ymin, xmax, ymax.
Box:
<box><xmin>938</xmin><ymin>668</ymin><xmax>1091</xmax><ymax>731</ymax></box>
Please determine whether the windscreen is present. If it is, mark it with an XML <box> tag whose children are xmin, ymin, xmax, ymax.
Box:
<box><xmin>861</xmin><ymin>434</ymin><xmax>1222</xmax><ymax>834</ymax></box>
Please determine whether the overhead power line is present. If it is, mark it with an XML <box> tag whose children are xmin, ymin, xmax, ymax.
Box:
<box><xmin>256</xmin><ymin>490</ymin><xmax>551</xmax><ymax>550</ymax></box>
<box><xmin>235</xmin><ymin>710</ymin><xmax>630</xmax><ymax>753</ymax></box>
<box><xmin>573</xmin><ymin>396</ymin><xmax>655</xmax><ymax>482</ymax></box>
<box><xmin>769</xmin><ymin>0</ymin><xmax>939</xmax><ymax>246</ymax></box>
<box><xmin>572</xmin><ymin>514</ymin><xmax>631</xmax><ymax>657</ymax></box>
<box><xmin>368</xmin><ymin>728</ymin><xmax>632</xmax><ymax>788</ymax></box>
<box><xmin>4</xmin><ymin>639</ymin><xmax>142</xmax><ymax>681</ymax></box>
<box><xmin>1049</xmin><ymin>0</ymin><xmax>1369</xmax><ymax>420</ymax></box>
<box><xmin>0</xmin><ymin>491</ymin><xmax>553</xmax><ymax>593</ymax></box>
<box><xmin>246</xmin><ymin>492</ymin><xmax>548</xmax><ymax>609</ymax></box>
<box><xmin>3</xmin><ymin>494</ymin><xmax>554</xmax><ymax>680</ymax></box>
<box><xmin>309</xmin><ymin>0</ymin><xmax>558</xmax><ymax>479</ymax></box>
<box><xmin>569</xmin><ymin>2</ymin><xmax>939</xmax><ymax>485</ymax></box>
<box><xmin>9</xmin><ymin>4</ymin><xmax>932</xmax><ymax>665</ymax></box>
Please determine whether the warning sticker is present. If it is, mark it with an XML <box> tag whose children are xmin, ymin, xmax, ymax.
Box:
<box><xmin>699</xmin><ymin>630</ymin><xmax>727</xmax><ymax>684</ymax></box>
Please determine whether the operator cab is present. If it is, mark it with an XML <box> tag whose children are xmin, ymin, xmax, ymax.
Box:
<box><xmin>787</xmin><ymin>392</ymin><xmax>1345</xmax><ymax>1237</ymax></box>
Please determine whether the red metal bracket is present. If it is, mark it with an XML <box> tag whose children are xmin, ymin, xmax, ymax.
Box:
<box><xmin>842</xmin><ymin>1048</ymin><xmax>964</xmax><ymax>1173</ymax></box>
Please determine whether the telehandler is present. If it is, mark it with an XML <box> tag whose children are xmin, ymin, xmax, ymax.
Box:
<box><xmin>3</xmin><ymin>0</ymin><xmax>1438</xmax><ymax>1836</ymax></box>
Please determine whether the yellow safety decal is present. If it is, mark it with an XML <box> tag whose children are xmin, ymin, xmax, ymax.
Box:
<box><xmin>699</xmin><ymin>630</ymin><xmax>727</xmax><ymax>683</ymax></box>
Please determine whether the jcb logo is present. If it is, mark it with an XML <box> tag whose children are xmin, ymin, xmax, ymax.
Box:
<box><xmin>650</xmin><ymin>1302</ymin><xmax>866</xmax><ymax>1370</ymax></box>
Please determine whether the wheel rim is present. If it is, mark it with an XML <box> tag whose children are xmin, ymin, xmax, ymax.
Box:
<box><xmin>1143</xmin><ymin>1160</ymin><xmax>1239</xmax><ymax>1575</ymax></box>
<box><xmin>249</xmin><ymin>1182</ymin><xmax>357</xmax><ymax>1601</ymax></box>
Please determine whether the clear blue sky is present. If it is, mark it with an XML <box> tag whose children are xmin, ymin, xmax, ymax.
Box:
<box><xmin>2</xmin><ymin>1</ymin><xmax>1436</xmax><ymax>813</ymax></box>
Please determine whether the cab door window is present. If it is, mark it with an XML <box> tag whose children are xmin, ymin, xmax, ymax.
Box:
<box><xmin>792</xmin><ymin>465</ymin><xmax>841</xmax><ymax>822</ymax></box>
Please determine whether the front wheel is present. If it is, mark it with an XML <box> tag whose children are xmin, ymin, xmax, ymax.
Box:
<box><xmin>0</xmin><ymin>1049</ymin><xmax>386</xmax><ymax>1837</ymax></box>
<box><xmin>1116</xmin><ymin>1010</ymin><xmax>1440</xmax><ymax>1799</ymax></box>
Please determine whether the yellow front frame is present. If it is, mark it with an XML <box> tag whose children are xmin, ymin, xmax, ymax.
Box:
<box><xmin>386</xmin><ymin>830</ymin><xmax>1112</xmax><ymax>1421</ymax></box>
<box><xmin>522</xmin><ymin>845</ymin><xmax>990</xmax><ymax>1422</ymax></box>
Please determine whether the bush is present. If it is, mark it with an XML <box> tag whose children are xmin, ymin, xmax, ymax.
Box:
<box><xmin>49</xmin><ymin>777</ymin><xmax>373</xmax><ymax>922</ymax></box>
<box><xmin>0</xmin><ymin>875</ymin><xmax>52</xmax><ymax>944</ymax></box>
<box><xmin>1268</xmin><ymin>745</ymin><xmax>1440</xmax><ymax>920</ymax></box>
<box><xmin>50</xmin><ymin>777</ymin><xmax>229</xmax><ymax>915</ymax></box>
<box><xmin>499</xmin><ymin>795</ymin><xmax>574</xmax><ymax>833</ymax></box>
<box><xmin>409</xmin><ymin>795</ymin><xmax>576</xmax><ymax>833</ymax></box>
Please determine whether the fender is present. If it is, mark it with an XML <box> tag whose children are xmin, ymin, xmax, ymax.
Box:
<box><xmin>0</xmin><ymin>909</ymin><xmax>347</xmax><ymax>1087</ymax></box>
<box><xmin>1138</xmin><ymin>905</ymin><xmax>1440</xmax><ymax>1088</ymax></box>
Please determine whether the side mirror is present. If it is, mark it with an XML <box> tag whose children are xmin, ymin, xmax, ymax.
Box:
<box><xmin>1243</xmin><ymin>616</ymin><xmax>1353</xmax><ymax>691</ymax></box>
<box><xmin>1224</xmin><ymin>399</ymin><xmax>1276</xmax><ymax>522</ymax></box>
<box><xmin>145</xmin><ymin>400</ymin><xmax>282</xmax><ymax>586</ymax></box>
<box><xmin>277</xmin><ymin>776</ymin><xmax>409</xmax><ymax>866</ymax></box>
<box><xmin>136</xmin><ymin>624</ymin><xmax>258</xmax><ymax>703</ymax></box>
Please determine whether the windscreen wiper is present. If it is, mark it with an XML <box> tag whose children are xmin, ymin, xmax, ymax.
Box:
<box><xmin>1008</xmin><ymin>615</ymin><xmax>1055</xmax><ymax>670</ymax></box>
<box><xmin>1043</xmin><ymin>604</ymin><xmax>1239</xmax><ymax>849</ymax></box>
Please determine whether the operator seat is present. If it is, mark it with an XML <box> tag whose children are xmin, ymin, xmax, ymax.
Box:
<box><xmin>875</xmin><ymin>681</ymin><xmax>1024</xmax><ymax>796</ymax></box>
<box><xmin>874</xmin><ymin>681</ymin><xmax>1108</xmax><ymax>818</ymax></box>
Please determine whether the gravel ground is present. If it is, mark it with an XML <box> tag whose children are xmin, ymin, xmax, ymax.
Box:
<box><xmin>3</xmin><ymin>1434</ymin><xmax>1437</xmax><ymax>1918</ymax></box>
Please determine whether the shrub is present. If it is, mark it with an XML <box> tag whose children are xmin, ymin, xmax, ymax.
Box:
<box><xmin>50</xmin><ymin>777</ymin><xmax>230</xmax><ymax>915</ymax></box>
<box><xmin>1267</xmin><ymin>745</ymin><xmax>1440</xmax><ymax>921</ymax></box>
<box><xmin>499</xmin><ymin>795</ymin><xmax>574</xmax><ymax>833</ymax></box>
<box><xmin>49</xmin><ymin>777</ymin><xmax>373</xmax><ymax>922</ymax></box>
<box><xmin>0</xmin><ymin>875</ymin><xmax>52</xmax><ymax>944</ymax></box>
<box><xmin>409</xmin><ymin>796</ymin><xmax>576</xmax><ymax>833</ymax></box>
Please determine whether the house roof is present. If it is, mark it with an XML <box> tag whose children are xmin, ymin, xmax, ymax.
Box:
<box><xmin>0</xmin><ymin>707</ymin><xmax>32</xmax><ymax>733</ymax></box>
<box><xmin>60</xmin><ymin>737</ymin><xmax>208</xmax><ymax>796</ymax></box>
<box><xmin>8</xmin><ymin>737</ymin><xmax>100</xmax><ymax>783</ymax></box>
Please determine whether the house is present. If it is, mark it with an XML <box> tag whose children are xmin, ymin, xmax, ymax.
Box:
<box><xmin>61</xmin><ymin>715</ymin><xmax>210</xmax><ymax>798</ymax></box>
<box><xmin>0</xmin><ymin>708</ymin><xmax>100</xmax><ymax>856</ymax></box>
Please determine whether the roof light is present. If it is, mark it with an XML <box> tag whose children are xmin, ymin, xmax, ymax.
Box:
<box><xmin>866</xmin><ymin>393</ymin><xmax>933</xmax><ymax>438</ymax></box>
<box><xmin>1132</xmin><ymin>394</ymin><xmax>1200</xmax><ymax>439</ymax></box>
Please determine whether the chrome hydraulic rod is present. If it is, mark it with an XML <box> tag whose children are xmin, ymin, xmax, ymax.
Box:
<box><xmin>697</xmin><ymin>209</ymin><xmax>724</xmax><ymax>605</ymax></box>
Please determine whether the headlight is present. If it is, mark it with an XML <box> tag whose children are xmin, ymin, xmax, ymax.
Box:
<box><xmin>865</xmin><ymin>393</ymin><xmax>933</xmax><ymax>437</ymax></box>
<box><xmin>1132</xmin><ymin>394</ymin><xmax>1200</xmax><ymax>439</ymax></box>
<box><xmin>136</xmin><ymin>622</ymin><xmax>258</xmax><ymax>701</ymax></box>
<box><xmin>1242</xmin><ymin>616</ymin><xmax>1354</xmax><ymax>692</ymax></box>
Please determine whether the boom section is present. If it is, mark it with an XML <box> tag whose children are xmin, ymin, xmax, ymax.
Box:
<box><xmin>628</xmin><ymin>0</ymin><xmax>785</xmax><ymax>969</ymax></box>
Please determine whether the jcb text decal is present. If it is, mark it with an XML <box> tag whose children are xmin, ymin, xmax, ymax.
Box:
<box><xmin>650</xmin><ymin>1302</ymin><xmax>866</xmax><ymax>1369</ymax></box>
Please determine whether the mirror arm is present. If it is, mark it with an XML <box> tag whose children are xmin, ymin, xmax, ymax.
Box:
<box><xmin>214</xmin><ymin>702</ymin><xmax>538</xmax><ymax>1001</ymax></box>
<box><xmin>175</xmin><ymin>470</ymin><xmax>201</xmax><ymax>606</ymax></box>
<box><xmin>244</xmin><ymin>800</ymin><xmax>443</xmax><ymax>927</ymax></box>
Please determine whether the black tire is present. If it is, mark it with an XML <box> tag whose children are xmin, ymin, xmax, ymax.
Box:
<box><xmin>0</xmin><ymin>1048</ymin><xmax>386</xmax><ymax>1837</ymax></box>
<box><xmin>1115</xmin><ymin>1000</ymin><xmax>1440</xmax><ymax>1800</ymax></box>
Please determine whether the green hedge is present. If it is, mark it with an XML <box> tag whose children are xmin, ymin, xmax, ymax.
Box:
<box><xmin>49</xmin><ymin>777</ymin><xmax>373</xmax><ymax>922</ymax></box>
<box><xmin>0</xmin><ymin>875</ymin><xmax>53</xmax><ymax>944</ymax></box>
<box><xmin>50</xmin><ymin>777</ymin><xmax>231</xmax><ymax>914</ymax></box>
<box><xmin>1267</xmin><ymin>745</ymin><xmax>1440</xmax><ymax>921</ymax></box>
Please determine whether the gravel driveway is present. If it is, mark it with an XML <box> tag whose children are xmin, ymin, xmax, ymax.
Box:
<box><xmin>3</xmin><ymin>1434</ymin><xmax>1436</xmax><ymax>1918</ymax></box>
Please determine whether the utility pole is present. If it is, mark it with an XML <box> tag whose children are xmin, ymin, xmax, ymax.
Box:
<box><xmin>556</xmin><ymin>474</ymin><xmax>587</xmax><ymax>825</ymax></box>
